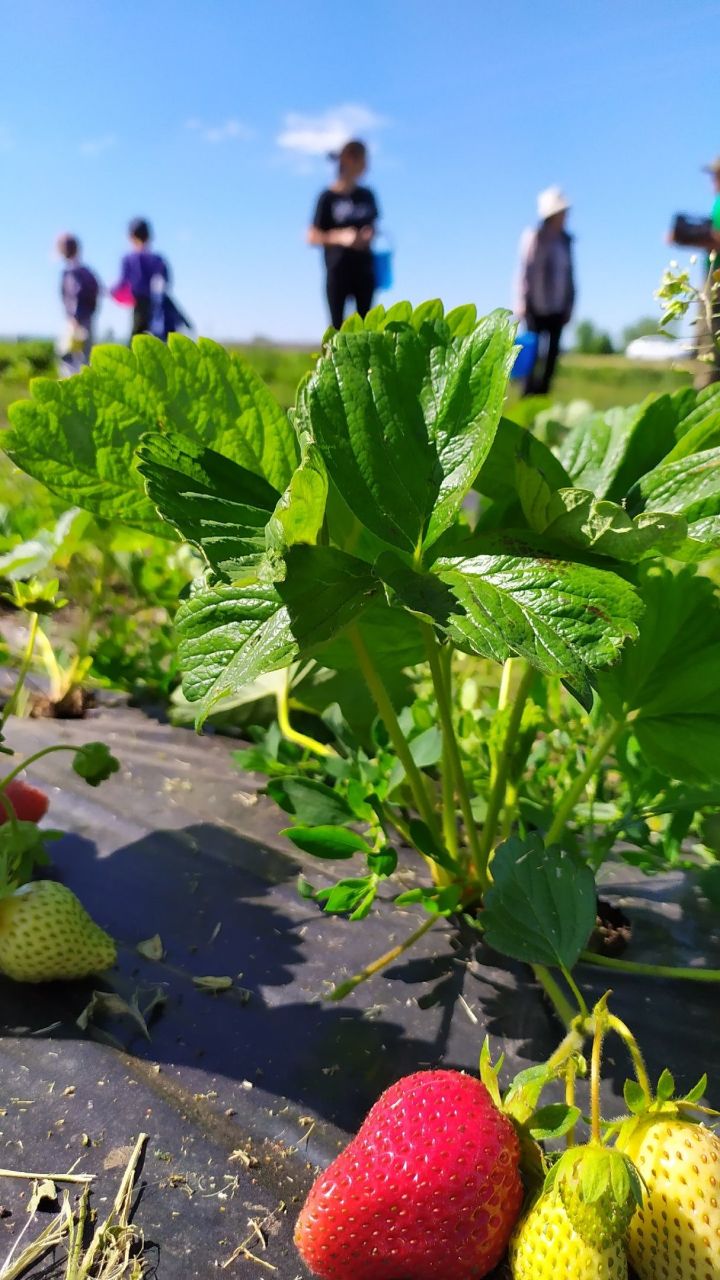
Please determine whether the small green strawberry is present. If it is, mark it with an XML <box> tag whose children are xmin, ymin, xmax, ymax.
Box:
<box><xmin>549</xmin><ymin>1143</ymin><xmax>643</xmax><ymax>1248</ymax></box>
<box><xmin>0</xmin><ymin>881</ymin><xmax>116</xmax><ymax>982</ymax></box>
<box><xmin>616</xmin><ymin>1072</ymin><xmax>720</xmax><ymax>1280</ymax></box>
<box><xmin>510</xmin><ymin>1184</ymin><xmax>628</xmax><ymax>1280</ymax></box>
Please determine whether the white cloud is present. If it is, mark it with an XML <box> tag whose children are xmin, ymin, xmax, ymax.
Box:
<box><xmin>276</xmin><ymin>103</ymin><xmax>387</xmax><ymax>157</ymax></box>
<box><xmin>79</xmin><ymin>134</ymin><xmax>116</xmax><ymax>157</ymax></box>
<box><xmin>185</xmin><ymin>117</ymin><xmax>253</xmax><ymax>144</ymax></box>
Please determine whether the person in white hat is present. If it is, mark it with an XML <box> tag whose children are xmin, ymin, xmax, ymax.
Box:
<box><xmin>515</xmin><ymin>186</ymin><xmax>575</xmax><ymax>395</ymax></box>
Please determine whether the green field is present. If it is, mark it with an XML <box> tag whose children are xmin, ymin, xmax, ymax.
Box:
<box><xmin>550</xmin><ymin>352</ymin><xmax>693</xmax><ymax>409</ymax></box>
<box><xmin>0</xmin><ymin>344</ymin><xmax>696</xmax><ymax>428</ymax></box>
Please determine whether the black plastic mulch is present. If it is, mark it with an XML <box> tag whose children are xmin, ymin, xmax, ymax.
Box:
<box><xmin>0</xmin><ymin>707</ymin><xmax>717</xmax><ymax>1277</ymax></box>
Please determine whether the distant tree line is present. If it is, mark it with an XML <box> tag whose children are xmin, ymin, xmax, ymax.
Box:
<box><xmin>571</xmin><ymin>315</ymin><xmax>675</xmax><ymax>356</ymax></box>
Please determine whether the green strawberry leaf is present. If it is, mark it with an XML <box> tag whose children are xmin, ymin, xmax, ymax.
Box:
<box><xmin>656</xmin><ymin>1068</ymin><xmax>676</xmax><ymax>1101</ymax></box>
<box><xmin>4</xmin><ymin>577</ymin><xmax>65</xmax><ymax>615</ymax></box>
<box><xmin>72</xmin><ymin>742</ymin><xmax>120</xmax><ymax>787</ymax></box>
<box><xmin>479</xmin><ymin>1038</ymin><xmax>505</xmax><ymax>1110</ymax></box>
<box><xmin>406</xmin><ymin>817</ymin><xmax>459</xmax><ymax>873</ymax></box>
<box><xmin>297</xmin><ymin>875</ymin><xmax>316</xmax><ymax>900</ymax></box>
<box><xmin>303</xmin><ymin>309</ymin><xmax>514</xmax><ymax>553</ymax></box>
<box><xmin>627</xmin><ymin>445</ymin><xmax>720</xmax><ymax>523</ymax></box>
<box><xmin>557</xmin><ymin>396</ymin><xmax>679</xmax><ymax>501</ymax></box>
<box><xmin>528</xmin><ymin>1103</ymin><xmax>582</xmax><ymax>1141</ymax></box>
<box><xmin>136</xmin><ymin>431</ymin><xmax>280</xmax><ymax>578</ymax></box>
<box><xmin>377</xmin><ymin>548</ymin><xmax>642</xmax><ymax>710</ymax></box>
<box><xmin>5</xmin><ymin>336</ymin><xmax>298</xmax><ymax>534</ymax></box>
<box><xmin>394</xmin><ymin>884</ymin><xmax>463</xmax><ymax>915</ymax></box>
<box><xmin>282</xmin><ymin>825</ymin><xmax>372</xmax><ymax>860</ymax></box>
<box><xmin>176</xmin><ymin>545</ymin><xmax>379</xmax><ymax>725</ymax></box>
<box><xmin>0</xmin><ymin>821</ymin><xmax>61</xmax><ymax>895</ymax></box>
<box><xmin>266</xmin><ymin>777</ymin><xmax>353</xmax><ymax>827</ymax></box>
<box><xmin>596</xmin><ymin>567</ymin><xmax>720</xmax><ymax>785</ymax></box>
<box><xmin>482</xmin><ymin>834</ymin><xmax>597</xmax><ymax>970</ymax></box>
<box><xmin>580</xmin><ymin>1154</ymin><xmax>611</xmax><ymax>1204</ymax></box>
<box><xmin>0</xmin><ymin>508</ymin><xmax>91</xmax><ymax>583</ymax></box>
<box><xmin>683</xmin><ymin>1074</ymin><xmax>709</xmax><ymax>1105</ymax></box>
<box><xmin>503</xmin><ymin>1063</ymin><xmax>556</xmax><ymax>1122</ymax></box>
<box><xmin>542</xmin><ymin>489</ymin><xmax>687</xmax><ymax>561</ymax></box>
<box><xmin>474</xmin><ymin>415</ymin><xmax>572</xmax><ymax>506</ymax></box>
<box><xmin>314</xmin><ymin>875</ymin><xmax>377</xmax><ymax>918</ymax></box>
<box><xmin>623</xmin><ymin>1079</ymin><xmax>648</xmax><ymax>1114</ymax></box>
<box><xmin>367</xmin><ymin>848</ymin><xmax>398</xmax><ymax>877</ymax></box>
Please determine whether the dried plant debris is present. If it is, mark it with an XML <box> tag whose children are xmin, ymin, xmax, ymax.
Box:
<box><xmin>0</xmin><ymin>1133</ymin><xmax>149</xmax><ymax>1279</ymax></box>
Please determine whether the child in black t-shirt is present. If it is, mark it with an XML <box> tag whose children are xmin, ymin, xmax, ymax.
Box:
<box><xmin>308</xmin><ymin>140</ymin><xmax>379</xmax><ymax>330</ymax></box>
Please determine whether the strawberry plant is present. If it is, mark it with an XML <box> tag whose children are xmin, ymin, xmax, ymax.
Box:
<box><xmin>293</xmin><ymin>986</ymin><xmax>718</xmax><ymax>1279</ymax></box>
<box><xmin>0</xmin><ymin>582</ymin><xmax>120</xmax><ymax>983</ymax></box>
<box><xmin>5</xmin><ymin>303</ymin><xmax>720</xmax><ymax>1014</ymax></box>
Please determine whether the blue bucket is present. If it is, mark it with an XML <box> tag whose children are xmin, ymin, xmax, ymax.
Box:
<box><xmin>373</xmin><ymin>242</ymin><xmax>394</xmax><ymax>291</ymax></box>
<box><xmin>511</xmin><ymin>330</ymin><xmax>538</xmax><ymax>380</ymax></box>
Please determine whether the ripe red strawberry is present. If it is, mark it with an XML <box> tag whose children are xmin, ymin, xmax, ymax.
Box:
<box><xmin>0</xmin><ymin>779</ymin><xmax>49</xmax><ymax>825</ymax></box>
<box><xmin>294</xmin><ymin>1069</ymin><xmax>523</xmax><ymax>1280</ymax></box>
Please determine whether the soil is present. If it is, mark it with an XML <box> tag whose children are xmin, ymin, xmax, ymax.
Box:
<box><xmin>29</xmin><ymin>684</ymin><xmax>95</xmax><ymax>718</ymax></box>
<box><xmin>589</xmin><ymin>897</ymin><xmax>632</xmax><ymax>957</ymax></box>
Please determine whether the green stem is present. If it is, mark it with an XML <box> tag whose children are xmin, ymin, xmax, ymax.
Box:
<box><xmin>546</xmin><ymin>719</ymin><xmax>622</xmax><ymax>845</ymax></box>
<box><xmin>383</xmin><ymin>806</ymin><xmax>451</xmax><ymax>886</ymax></box>
<box><xmin>439</xmin><ymin>647</ymin><xmax>460</xmax><ymax>861</ymax></box>
<box><xmin>34</xmin><ymin>625</ymin><xmax>65</xmax><ymax>704</ymax></box>
<box><xmin>560</xmin><ymin>964</ymin><xmax>589</xmax><ymax>1019</ymax></box>
<box><xmin>327</xmin><ymin>914</ymin><xmax>437</xmax><ymax>1000</ymax></box>
<box><xmin>545</xmin><ymin>1022</ymin><xmax>588</xmax><ymax>1073</ymax></box>
<box><xmin>494</xmin><ymin>659</ymin><xmax>522</xmax><ymax>841</ymax></box>
<box><xmin>478</xmin><ymin>662</ymin><xmax>534</xmax><ymax>868</ymax></box>
<box><xmin>499</xmin><ymin>780</ymin><xmax>520</xmax><ymax>841</ymax></box>
<box><xmin>581</xmin><ymin>950</ymin><xmax>720</xmax><ymax>985</ymax></box>
<box><xmin>350</xmin><ymin>626</ymin><xmax>442</xmax><ymax>847</ymax></box>
<box><xmin>565</xmin><ymin>1057</ymin><xmax>579</xmax><ymax>1148</ymax></box>
<box><xmin>0</xmin><ymin>744</ymin><xmax>77</xmax><ymax>790</ymax></box>
<box><xmin>607</xmin><ymin>1013</ymin><xmax>652</xmax><ymax>1100</ymax></box>
<box><xmin>590</xmin><ymin>1012</ymin><xmax>605</xmax><ymax>1144</ymax></box>
<box><xmin>497</xmin><ymin>657</ymin><xmax>517</xmax><ymax>712</ymax></box>
<box><xmin>421</xmin><ymin>625</ymin><xmax>482</xmax><ymax>880</ymax></box>
<box><xmin>532</xmin><ymin>963</ymin><xmax>578</xmax><ymax>1029</ymax></box>
<box><xmin>2</xmin><ymin>613</ymin><xmax>40</xmax><ymax>726</ymax></box>
<box><xmin>276</xmin><ymin>673</ymin><xmax>335</xmax><ymax>758</ymax></box>
<box><xmin>0</xmin><ymin>791</ymin><xmax>17</xmax><ymax>827</ymax></box>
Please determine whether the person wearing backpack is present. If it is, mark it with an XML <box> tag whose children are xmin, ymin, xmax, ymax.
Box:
<box><xmin>56</xmin><ymin>233</ymin><xmax>100</xmax><ymax>376</ymax></box>
<box><xmin>308</xmin><ymin>140</ymin><xmax>379</xmax><ymax>330</ymax></box>
<box><xmin>516</xmin><ymin>186</ymin><xmax>576</xmax><ymax>396</ymax></box>
<box><xmin>111</xmin><ymin>217</ymin><xmax>190</xmax><ymax>342</ymax></box>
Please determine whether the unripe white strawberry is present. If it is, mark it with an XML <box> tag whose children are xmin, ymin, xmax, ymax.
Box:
<box><xmin>618</xmin><ymin>1114</ymin><xmax>720</xmax><ymax>1280</ymax></box>
<box><xmin>510</xmin><ymin>1187</ymin><xmax>628</xmax><ymax>1279</ymax></box>
<box><xmin>0</xmin><ymin>881</ymin><xmax>116</xmax><ymax>982</ymax></box>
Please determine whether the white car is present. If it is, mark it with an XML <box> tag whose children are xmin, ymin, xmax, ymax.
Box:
<box><xmin>625</xmin><ymin>334</ymin><xmax>694</xmax><ymax>362</ymax></box>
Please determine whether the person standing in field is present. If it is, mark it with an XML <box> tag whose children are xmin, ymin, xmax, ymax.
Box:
<box><xmin>695</xmin><ymin>155</ymin><xmax>720</xmax><ymax>388</ymax></box>
<box><xmin>111</xmin><ymin>217</ymin><xmax>178</xmax><ymax>340</ymax></box>
<box><xmin>308</xmin><ymin>140</ymin><xmax>379</xmax><ymax>330</ymax></box>
<box><xmin>516</xmin><ymin>186</ymin><xmax>576</xmax><ymax>396</ymax></box>
<box><xmin>56</xmin><ymin>233</ymin><xmax>100</xmax><ymax>376</ymax></box>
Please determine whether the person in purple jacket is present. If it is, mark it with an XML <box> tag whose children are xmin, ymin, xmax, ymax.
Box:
<box><xmin>56</xmin><ymin>233</ymin><xmax>100</xmax><ymax>376</ymax></box>
<box><xmin>111</xmin><ymin>217</ymin><xmax>170</xmax><ymax>338</ymax></box>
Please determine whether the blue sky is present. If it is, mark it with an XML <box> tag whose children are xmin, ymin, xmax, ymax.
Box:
<box><xmin>1</xmin><ymin>0</ymin><xmax>719</xmax><ymax>343</ymax></box>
